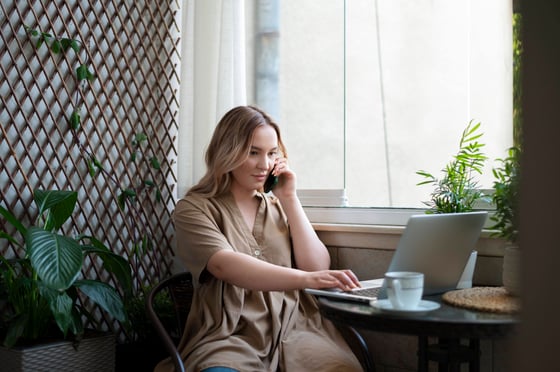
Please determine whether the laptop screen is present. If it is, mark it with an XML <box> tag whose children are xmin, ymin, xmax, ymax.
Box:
<box><xmin>386</xmin><ymin>211</ymin><xmax>488</xmax><ymax>295</ymax></box>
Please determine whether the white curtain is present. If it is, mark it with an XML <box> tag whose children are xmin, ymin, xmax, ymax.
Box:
<box><xmin>177</xmin><ymin>0</ymin><xmax>247</xmax><ymax>198</ymax></box>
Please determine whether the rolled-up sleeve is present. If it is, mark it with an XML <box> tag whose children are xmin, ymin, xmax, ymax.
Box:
<box><xmin>173</xmin><ymin>197</ymin><xmax>234</xmax><ymax>285</ymax></box>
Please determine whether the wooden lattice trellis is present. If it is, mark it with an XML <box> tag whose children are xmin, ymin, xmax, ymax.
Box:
<box><xmin>0</xmin><ymin>0</ymin><xmax>181</xmax><ymax>342</ymax></box>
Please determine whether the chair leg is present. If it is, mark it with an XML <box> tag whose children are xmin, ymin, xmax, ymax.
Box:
<box><xmin>343</xmin><ymin>326</ymin><xmax>376</xmax><ymax>372</ymax></box>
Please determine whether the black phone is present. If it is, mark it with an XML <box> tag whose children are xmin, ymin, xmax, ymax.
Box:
<box><xmin>264</xmin><ymin>168</ymin><xmax>278</xmax><ymax>193</ymax></box>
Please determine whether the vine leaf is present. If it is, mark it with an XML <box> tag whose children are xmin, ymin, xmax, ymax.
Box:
<box><xmin>76</xmin><ymin>64</ymin><xmax>96</xmax><ymax>82</ymax></box>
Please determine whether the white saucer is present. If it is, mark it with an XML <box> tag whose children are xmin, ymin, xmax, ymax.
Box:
<box><xmin>370</xmin><ymin>299</ymin><xmax>440</xmax><ymax>315</ymax></box>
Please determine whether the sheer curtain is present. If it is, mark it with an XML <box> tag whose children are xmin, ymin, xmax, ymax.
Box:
<box><xmin>177</xmin><ymin>0</ymin><xmax>247</xmax><ymax>198</ymax></box>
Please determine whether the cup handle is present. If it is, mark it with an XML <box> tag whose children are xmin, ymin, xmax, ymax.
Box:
<box><xmin>393</xmin><ymin>279</ymin><xmax>403</xmax><ymax>308</ymax></box>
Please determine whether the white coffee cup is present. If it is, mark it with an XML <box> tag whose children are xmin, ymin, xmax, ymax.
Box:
<box><xmin>384</xmin><ymin>271</ymin><xmax>424</xmax><ymax>310</ymax></box>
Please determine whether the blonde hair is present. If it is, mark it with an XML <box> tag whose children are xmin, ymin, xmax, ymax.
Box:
<box><xmin>187</xmin><ymin>106</ymin><xmax>287</xmax><ymax>197</ymax></box>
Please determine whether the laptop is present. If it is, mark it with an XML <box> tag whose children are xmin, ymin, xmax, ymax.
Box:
<box><xmin>304</xmin><ymin>211</ymin><xmax>488</xmax><ymax>303</ymax></box>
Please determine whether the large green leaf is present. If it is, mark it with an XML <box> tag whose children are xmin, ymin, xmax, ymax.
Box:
<box><xmin>80</xmin><ymin>237</ymin><xmax>132</xmax><ymax>296</ymax></box>
<box><xmin>76</xmin><ymin>279</ymin><xmax>127</xmax><ymax>321</ymax></box>
<box><xmin>40</xmin><ymin>285</ymin><xmax>74</xmax><ymax>335</ymax></box>
<box><xmin>0</xmin><ymin>204</ymin><xmax>27</xmax><ymax>237</ymax></box>
<box><xmin>3</xmin><ymin>313</ymin><xmax>28</xmax><ymax>348</ymax></box>
<box><xmin>34</xmin><ymin>190</ymin><xmax>77</xmax><ymax>231</ymax></box>
<box><xmin>26</xmin><ymin>227</ymin><xmax>82</xmax><ymax>290</ymax></box>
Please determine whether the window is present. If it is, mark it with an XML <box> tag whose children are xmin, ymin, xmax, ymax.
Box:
<box><xmin>246</xmin><ymin>0</ymin><xmax>513</xmax><ymax>212</ymax></box>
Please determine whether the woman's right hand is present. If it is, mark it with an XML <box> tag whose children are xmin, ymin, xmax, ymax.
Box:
<box><xmin>304</xmin><ymin>269</ymin><xmax>362</xmax><ymax>291</ymax></box>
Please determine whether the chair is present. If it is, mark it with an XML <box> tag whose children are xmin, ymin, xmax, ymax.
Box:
<box><xmin>146</xmin><ymin>271</ymin><xmax>375</xmax><ymax>372</ymax></box>
<box><xmin>146</xmin><ymin>271</ymin><xmax>193</xmax><ymax>372</ymax></box>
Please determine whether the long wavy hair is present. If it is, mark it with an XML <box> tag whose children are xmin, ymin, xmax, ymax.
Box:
<box><xmin>187</xmin><ymin>105</ymin><xmax>287</xmax><ymax>198</ymax></box>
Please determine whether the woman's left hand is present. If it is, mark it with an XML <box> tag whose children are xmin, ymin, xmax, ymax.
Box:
<box><xmin>271</xmin><ymin>157</ymin><xmax>297</xmax><ymax>197</ymax></box>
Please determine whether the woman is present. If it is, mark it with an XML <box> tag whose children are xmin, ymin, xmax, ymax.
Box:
<box><xmin>158</xmin><ymin>106</ymin><xmax>363</xmax><ymax>372</ymax></box>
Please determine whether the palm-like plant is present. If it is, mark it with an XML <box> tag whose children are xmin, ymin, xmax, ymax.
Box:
<box><xmin>0</xmin><ymin>189</ymin><xmax>132</xmax><ymax>348</ymax></box>
<box><xmin>490</xmin><ymin>146</ymin><xmax>520</xmax><ymax>244</ymax></box>
<box><xmin>417</xmin><ymin>120</ymin><xmax>489</xmax><ymax>213</ymax></box>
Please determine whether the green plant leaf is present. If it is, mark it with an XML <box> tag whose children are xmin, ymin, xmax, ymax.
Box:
<box><xmin>416</xmin><ymin>120</ymin><xmax>487</xmax><ymax>213</ymax></box>
<box><xmin>60</xmin><ymin>38</ymin><xmax>80</xmax><ymax>53</ymax></box>
<box><xmin>76</xmin><ymin>64</ymin><xmax>96</xmax><ymax>82</ymax></box>
<box><xmin>490</xmin><ymin>146</ymin><xmax>520</xmax><ymax>243</ymax></box>
<box><xmin>92</xmin><ymin>156</ymin><xmax>103</xmax><ymax>170</ymax></box>
<box><xmin>40</xmin><ymin>286</ymin><xmax>74</xmax><ymax>335</ymax></box>
<box><xmin>0</xmin><ymin>231</ymin><xmax>23</xmax><ymax>249</ymax></box>
<box><xmin>135</xmin><ymin>133</ymin><xmax>148</xmax><ymax>144</ymax></box>
<box><xmin>39</xmin><ymin>32</ymin><xmax>53</xmax><ymax>49</ymax></box>
<box><xmin>86</xmin><ymin>156</ymin><xmax>103</xmax><ymax>177</ymax></box>
<box><xmin>87</xmin><ymin>158</ymin><xmax>96</xmax><ymax>177</ymax></box>
<box><xmin>0</xmin><ymin>204</ymin><xmax>27</xmax><ymax>237</ymax></box>
<box><xmin>117</xmin><ymin>189</ymin><xmax>136</xmax><ymax>211</ymax></box>
<box><xmin>461</xmin><ymin>121</ymin><xmax>482</xmax><ymax>143</ymax></box>
<box><xmin>150</xmin><ymin>157</ymin><xmax>161</xmax><ymax>170</ymax></box>
<box><xmin>70</xmin><ymin>40</ymin><xmax>80</xmax><ymax>53</ymax></box>
<box><xmin>2</xmin><ymin>312</ymin><xmax>28</xmax><ymax>348</ymax></box>
<box><xmin>26</xmin><ymin>227</ymin><xmax>83</xmax><ymax>290</ymax></box>
<box><xmin>51</xmin><ymin>39</ymin><xmax>61</xmax><ymax>54</ymax></box>
<box><xmin>117</xmin><ymin>194</ymin><xmax>126</xmax><ymax>211</ymax></box>
<box><xmin>80</xmin><ymin>236</ymin><xmax>133</xmax><ymax>296</ymax></box>
<box><xmin>23</xmin><ymin>25</ymin><xmax>39</xmax><ymax>37</ymax></box>
<box><xmin>34</xmin><ymin>189</ymin><xmax>77</xmax><ymax>231</ymax></box>
<box><xmin>75</xmin><ymin>279</ymin><xmax>127</xmax><ymax>322</ymax></box>
<box><xmin>76</xmin><ymin>64</ymin><xmax>87</xmax><ymax>80</ymax></box>
<box><xmin>70</xmin><ymin>108</ymin><xmax>81</xmax><ymax>129</ymax></box>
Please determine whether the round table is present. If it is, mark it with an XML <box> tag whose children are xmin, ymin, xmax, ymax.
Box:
<box><xmin>318</xmin><ymin>295</ymin><xmax>518</xmax><ymax>372</ymax></box>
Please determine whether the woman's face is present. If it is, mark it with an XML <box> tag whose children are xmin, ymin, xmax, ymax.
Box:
<box><xmin>231</xmin><ymin>125</ymin><xmax>279</xmax><ymax>193</ymax></box>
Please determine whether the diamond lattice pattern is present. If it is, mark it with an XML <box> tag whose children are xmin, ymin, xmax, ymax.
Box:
<box><xmin>0</xmin><ymin>0</ymin><xmax>181</xmax><ymax>342</ymax></box>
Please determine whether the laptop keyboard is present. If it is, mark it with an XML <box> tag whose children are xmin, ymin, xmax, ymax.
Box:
<box><xmin>350</xmin><ymin>286</ymin><xmax>382</xmax><ymax>298</ymax></box>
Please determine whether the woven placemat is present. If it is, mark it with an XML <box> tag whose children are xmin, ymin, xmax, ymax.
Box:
<box><xmin>442</xmin><ymin>287</ymin><xmax>520</xmax><ymax>314</ymax></box>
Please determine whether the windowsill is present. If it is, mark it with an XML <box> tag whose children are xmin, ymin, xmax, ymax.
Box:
<box><xmin>313</xmin><ymin>222</ymin><xmax>406</xmax><ymax>234</ymax></box>
<box><xmin>303</xmin><ymin>206</ymin><xmax>424</xmax><ymax>226</ymax></box>
<box><xmin>312</xmin><ymin>222</ymin><xmax>504</xmax><ymax>257</ymax></box>
<box><xmin>304</xmin><ymin>206</ymin><xmax>497</xmax><ymax>229</ymax></box>
<box><xmin>313</xmin><ymin>222</ymin><xmax>495</xmax><ymax>237</ymax></box>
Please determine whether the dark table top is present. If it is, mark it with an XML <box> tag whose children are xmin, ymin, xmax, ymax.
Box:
<box><xmin>319</xmin><ymin>295</ymin><xmax>519</xmax><ymax>339</ymax></box>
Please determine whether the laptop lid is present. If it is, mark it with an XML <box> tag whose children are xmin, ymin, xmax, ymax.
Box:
<box><xmin>383</xmin><ymin>211</ymin><xmax>488</xmax><ymax>296</ymax></box>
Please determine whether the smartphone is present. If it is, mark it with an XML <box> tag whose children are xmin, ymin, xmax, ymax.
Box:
<box><xmin>264</xmin><ymin>168</ymin><xmax>279</xmax><ymax>193</ymax></box>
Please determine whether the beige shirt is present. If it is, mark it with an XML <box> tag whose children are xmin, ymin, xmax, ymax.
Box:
<box><xmin>155</xmin><ymin>192</ymin><xmax>361</xmax><ymax>372</ymax></box>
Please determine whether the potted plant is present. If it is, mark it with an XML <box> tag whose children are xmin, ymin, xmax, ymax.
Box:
<box><xmin>116</xmin><ymin>284</ymin><xmax>176</xmax><ymax>370</ymax></box>
<box><xmin>22</xmin><ymin>25</ymin><xmax>169</xmax><ymax>349</ymax></box>
<box><xmin>490</xmin><ymin>146</ymin><xmax>521</xmax><ymax>296</ymax></box>
<box><xmin>416</xmin><ymin>120</ymin><xmax>489</xmax><ymax>214</ymax></box>
<box><xmin>0</xmin><ymin>189</ymin><xmax>132</xmax><ymax>370</ymax></box>
<box><xmin>416</xmin><ymin>120</ymin><xmax>489</xmax><ymax>288</ymax></box>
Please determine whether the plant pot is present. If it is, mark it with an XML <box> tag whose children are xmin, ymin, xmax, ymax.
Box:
<box><xmin>0</xmin><ymin>331</ymin><xmax>115</xmax><ymax>372</ymax></box>
<box><xmin>456</xmin><ymin>250</ymin><xmax>478</xmax><ymax>289</ymax></box>
<box><xmin>502</xmin><ymin>244</ymin><xmax>521</xmax><ymax>296</ymax></box>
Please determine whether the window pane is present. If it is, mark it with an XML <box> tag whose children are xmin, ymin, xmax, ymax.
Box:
<box><xmin>249</xmin><ymin>0</ymin><xmax>513</xmax><ymax>208</ymax></box>
<box><xmin>280</xmin><ymin>1</ymin><xmax>346</xmax><ymax>190</ymax></box>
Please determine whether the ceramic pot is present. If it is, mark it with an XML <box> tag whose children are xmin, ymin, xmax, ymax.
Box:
<box><xmin>502</xmin><ymin>244</ymin><xmax>521</xmax><ymax>296</ymax></box>
<box><xmin>456</xmin><ymin>250</ymin><xmax>478</xmax><ymax>289</ymax></box>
